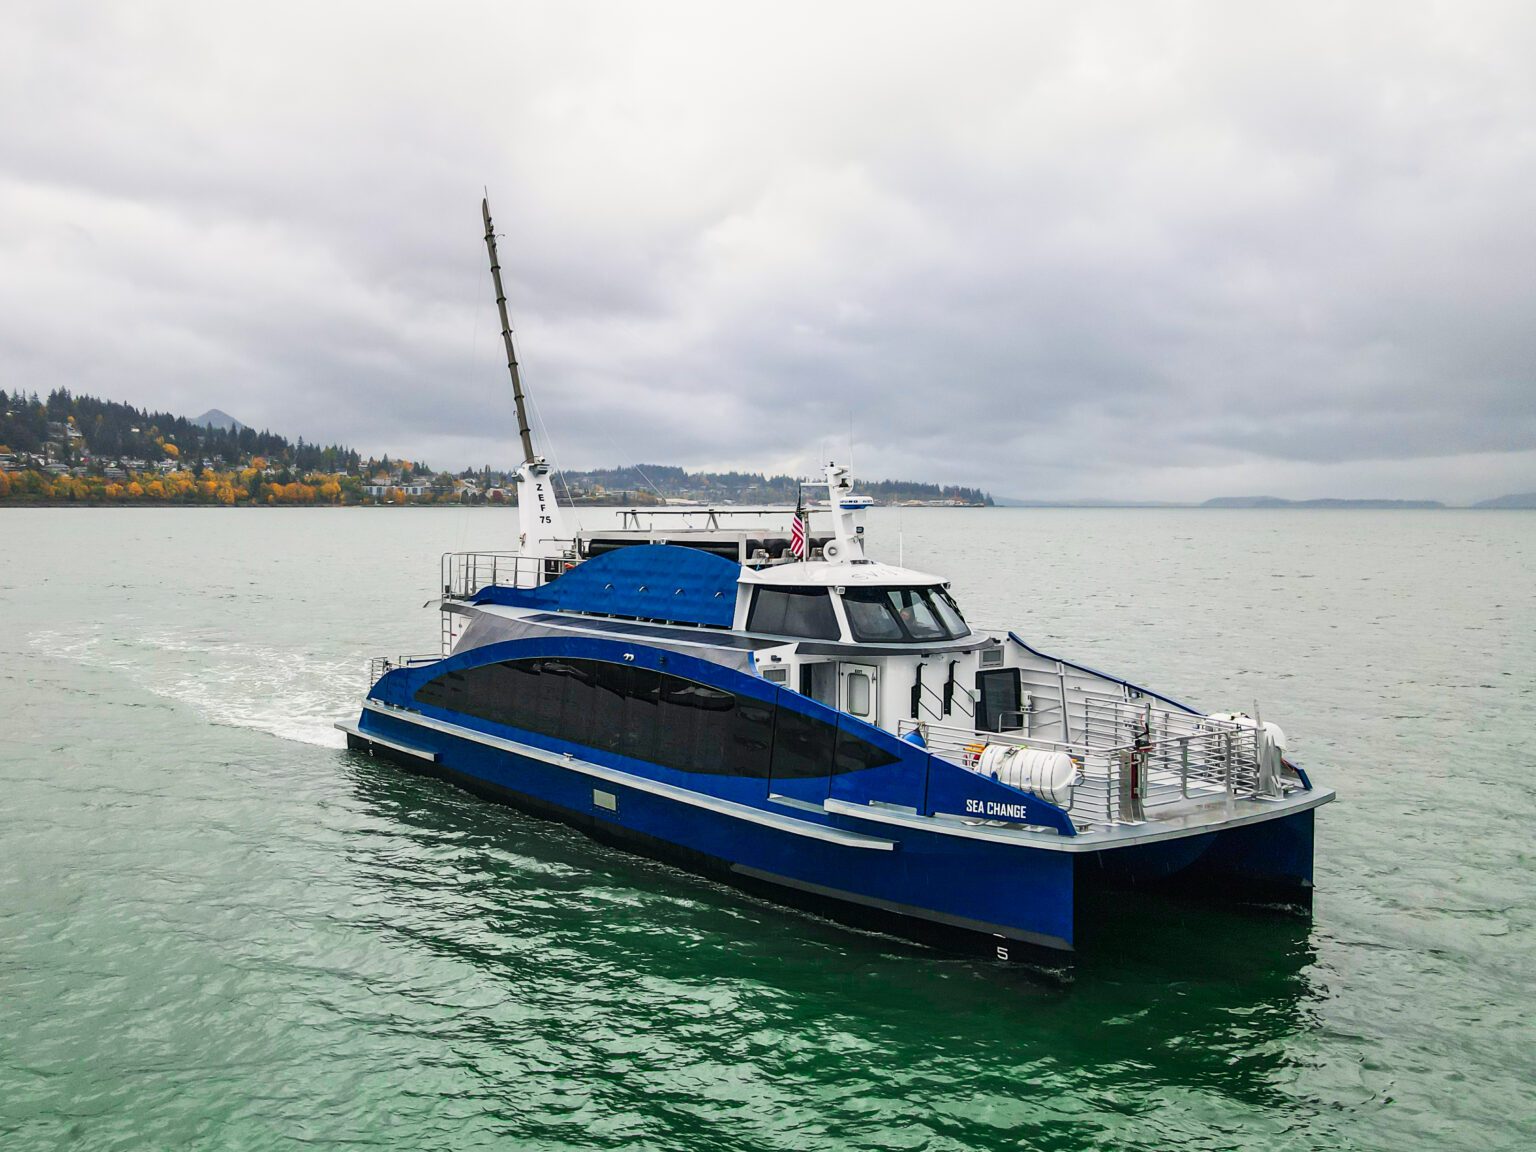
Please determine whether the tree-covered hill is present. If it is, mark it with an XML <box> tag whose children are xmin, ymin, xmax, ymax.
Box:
<box><xmin>560</xmin><ymin>465</ymin><xmax>990</xmax><ymax>506</ymax></box>
<box><xmin>0</xmin><ymin>389</ymin><xmax>991</xmax><ymax>507</ymax></box>
<box><xmin>0</xmin><ymin>389</ymin><xmax>359</xmax><ymax>474</ymax></box>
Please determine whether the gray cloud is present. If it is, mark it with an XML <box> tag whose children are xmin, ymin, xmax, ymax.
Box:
<box><xmin>3</xmin><ymin>1</ymin><xmax>1534</xmax><ymax>501</ymax></box>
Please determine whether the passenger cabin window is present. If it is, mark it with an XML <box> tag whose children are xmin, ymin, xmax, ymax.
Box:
<box><xmin>841</xmin><ymin>586</ymin><xmax>971</xmax><ymax>643</ymax></box>
<box><xmin>411</xmin><ymin>656</ymin><xmax>898</xmax><ymax>780</ymax></box>
<box><xmin>746</xmin><ymin>586</ymin><xmax>841</xmax><ymax>640</ymax></box>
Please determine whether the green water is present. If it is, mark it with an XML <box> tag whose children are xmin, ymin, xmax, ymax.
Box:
<box><xmin>2</xmin><ymin>507</ymin><xmax>1532</xmax><ymax>1150</ymax></box>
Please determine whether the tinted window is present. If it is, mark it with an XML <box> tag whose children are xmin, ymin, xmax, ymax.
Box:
<box><xmin>841</xmin><ymin>592</ymin><xmax>902</xmax><ymax>641</ymax></box>
<box><xmin>769</xmin><ymin>704</ymin><xmax>837</xmax><ymax>780</ymax></box>
<box><xmin>930</xmin><ymin>587</ymin><xmax>969</xmax><ymax>635</ymax></box>
<box><xmin>747</xmin><ymin>587</ymin><xmax>841</xmax><ymax>640</ymax></box>
<box><xmin>976</xmin><ymin>668</ymin><xmax>1023</xmax><ymax>732</ymax></box>
<box><xmin>624</xmin><ymin>666</ymin><xmax>661</xmax><ymax>761</ymax></box>
<box><xmin>731</xmin><ymin>699</ymin><xmax>774</xmax><ymax>778</ymax></box>
<box><xmin>588</xmin><ymin>660</ymin><xmax>628</xmax><ymax>754</ymax></box>
<box><xmin>415</xmin><ymin>657</ymin><xmax>800</xmax><ymax>781</ymax></box>
<box><xmin>842</xmin><ymin>586</ymin><xmax>971</xmax><ymax>643</ymax></box>
<box><xmin>834</xmin><ymin>721</ymin><xmax>901</xmax><ymax>774</ymax></box>
<box><xmin>536</xmin><ymin>659</ymin><xmax>587</xmax><ymax>734</ymax></box>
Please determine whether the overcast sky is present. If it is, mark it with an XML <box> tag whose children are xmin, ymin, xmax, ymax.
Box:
<box><xmin>3</xmin><ymin>2</ymin><xmax>1534</xmax><ymax>500</ymax></box>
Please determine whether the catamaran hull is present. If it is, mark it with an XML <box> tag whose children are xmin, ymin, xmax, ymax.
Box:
<box><xmin>1079</xmin><ymin>807</ymin><xmax>1316</xmax><ymax>901</ymax></box>
<box><xmin>344</xmin><ymin>709</ymin><xmax>1318</xmax><ymax>961</ymax></box>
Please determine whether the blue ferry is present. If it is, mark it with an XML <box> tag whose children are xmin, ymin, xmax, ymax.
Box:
<box><xmin>339</xmin><ymin>200</ymin><xmax>1334</xmax><ymax>959</ymax></box>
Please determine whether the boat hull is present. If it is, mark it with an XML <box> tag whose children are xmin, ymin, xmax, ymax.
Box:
<box><xmin>345</xmin><ymin>703</ymin><xmax>1319</xmax><ymax>961</ymax></box>
<box><xmin>1077</xmin><ymin>806</ymin><xmax>1316</xmax><ymax>903</ymax></box>
<box><xmin>346</xmin><ymin>708</ymin><xmax>1077</xmax><ymax>957</ymax></box>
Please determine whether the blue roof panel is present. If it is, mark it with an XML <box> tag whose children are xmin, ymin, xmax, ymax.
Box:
<box><xmin>472</xmin><ymin>544</ymin><xmax>741</xmax><ymax>627</ymax></box>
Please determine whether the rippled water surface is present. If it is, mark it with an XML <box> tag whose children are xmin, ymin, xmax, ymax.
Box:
<box><xmin>2</xmin><ymin>507</ymin><xmax>1533</xmax><ymax>1150</ymax></box>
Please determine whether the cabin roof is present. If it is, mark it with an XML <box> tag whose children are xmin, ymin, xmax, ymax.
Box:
<box><xmin>738</xmin><ymin>560</ymin><xmax>945</xmax><ymax>588</ymax></box>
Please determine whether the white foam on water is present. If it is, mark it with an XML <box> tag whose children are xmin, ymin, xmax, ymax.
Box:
<box><xmin>30</xmin><ymin>624</ymin><xmax>356</xmax><ymax>748</ymax></box>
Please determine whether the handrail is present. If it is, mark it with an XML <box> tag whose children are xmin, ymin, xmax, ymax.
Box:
<box><xmin>440</xmin><ymin>551</ymin><xmax>568</xmax><ymax>599</ymax></box>
<box><xmin>913</xmin><ymin>675</ymin><xmax>965</xmax><ymax>722</ymax></box>
<box><xmin>900</xmin><ymin>705</ymin><xmax>1274</xmax><ymax>829</ymax></box>
<box><xmin>368</xmin><ymin>653</ymin><xmax>441</xmax><ymax>687</ymax></box>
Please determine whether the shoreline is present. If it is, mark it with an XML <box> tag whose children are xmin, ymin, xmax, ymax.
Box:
<box><xmin>1</xmin><ymin>501</ymin><xmax>1518</xmax><ymax>512</ymax></box>
<box><xmin>0</xmin><ymin>501</ymin><xmax>994</xmax><ymax>511</ymax></box>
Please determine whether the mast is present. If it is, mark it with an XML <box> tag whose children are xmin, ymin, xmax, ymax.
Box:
<box><xmin>479</xmin><ymin>195</ymin><xmax>571</xmax><ymax>565</ymax></box>
<box><xmin>482</xmin><ymin>196</ymin><xmax>536</xmax><ymax>465</ymax></box>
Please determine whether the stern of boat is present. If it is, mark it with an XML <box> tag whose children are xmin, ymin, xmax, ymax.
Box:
<box><xmin>905</xmin><ymin>699</ymin><xmax>1333</xmax><ymax>911</ymax></box>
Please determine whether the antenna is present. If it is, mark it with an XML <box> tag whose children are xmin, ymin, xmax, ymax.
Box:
<box><xmin>481</xmin><ymin>196</ymin><xmax>536</xmax><ymax>465</ymax></box>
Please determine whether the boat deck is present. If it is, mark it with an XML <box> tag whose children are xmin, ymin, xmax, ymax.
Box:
<box><xmin>903</xmin><ymin>703</ymin><xmax>1306</xmax><ymax>835</ymax></box>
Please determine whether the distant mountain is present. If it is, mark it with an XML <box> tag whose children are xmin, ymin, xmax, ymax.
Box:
<box><xmin>192</xmin><ymin>408</ymin><xmax>246</xmax><ymax>432</ymax></box>
<box><xmin>1473</xmin><ymin>492</ymin><xmax>1536</xmax><ymax>509</ymax></box>
<box><xmin>1203</xmin><ymin>496</ymin><xmax>1444</xmax><ymax>509</ymax></box>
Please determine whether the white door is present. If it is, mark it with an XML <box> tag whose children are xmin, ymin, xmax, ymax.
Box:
<box><xmin>838</xmin><ymin>663</ymin><xmax>880</xmax><ymax>726</ymax></box>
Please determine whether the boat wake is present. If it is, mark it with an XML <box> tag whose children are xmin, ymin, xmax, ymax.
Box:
<box><xmin>30</xmin><ymin>624</ymin><xmax>356</xmax><ymax>748</ymax></box>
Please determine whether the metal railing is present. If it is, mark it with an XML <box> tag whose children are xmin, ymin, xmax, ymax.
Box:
<box><xmin>364</xmin><ymin>552</ymin><xmax>581</xmax><ymax>687</ymax></box>
<box><xmin>900</xmin><ymin>698</ymin><xmax>1280</xmax><ymax>829</ymax></box>
<box><xmin>440</xmin><ymin>551</ymin><xmax>576</xmax><ymax>599</ymax></box>
<box><xmin>618</xmin><ymin>506</ymin><xmax>800</xmax><ymax>531</ymax></box>
<box><xmin>368</xmin><ymin>654</ymin><xmax>442</xmax><ymax>687</ymax></box>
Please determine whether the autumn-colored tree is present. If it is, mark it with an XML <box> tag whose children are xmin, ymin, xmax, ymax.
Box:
<box><xmin>104</xmin><ymin>482</ymin><xmax>124</xmax><ymax>499</ymax></box>
<box><xmin>163</xmin><ymin>443</ymin><xmax>180</xmax><ymax>458</ymax></box>
<box><xmin>0</xmin><ymin>472</ymin><xmax>10</xmax><ymax>498</ymax></box>
<box><xmin>127</xmin><ymin>481</ymin><xmax>144</xmax><ymax>498</ymax></box>
<box><xmin>392</xmin><ymin>489</ymin><xmax>406</xmax><ymax>505</ymax></box>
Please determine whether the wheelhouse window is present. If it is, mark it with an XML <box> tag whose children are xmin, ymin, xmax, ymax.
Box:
<box><xmin>841</xmin><ymin>586</ymin><xmax>971</xmax><ymax>643</ymax></box>
<box><xmin>746</xmin><ymin>586</ymin><xmax>841</xmax><ymax>640</ymax></box>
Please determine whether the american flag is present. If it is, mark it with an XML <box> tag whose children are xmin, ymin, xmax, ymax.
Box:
<box><xmin>790</xmin><ymin>492</ymin><xmax>808</xmax><ymax>560</ymax></box>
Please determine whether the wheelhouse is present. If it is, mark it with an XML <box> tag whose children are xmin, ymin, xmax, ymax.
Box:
<box><xmin>734</xmin><ymin>563</ymin><xmax>973</xmax><ymax>647</ymax></box>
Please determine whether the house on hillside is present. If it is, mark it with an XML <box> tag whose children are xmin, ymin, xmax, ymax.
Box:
<box><xmin>362</xmin><ymin>473</ymin><xmax>428</xmax><ymax>500</ymax></box>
